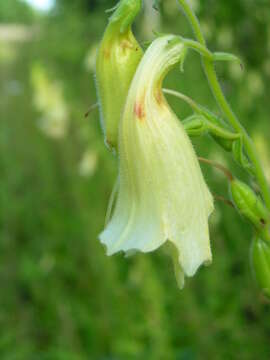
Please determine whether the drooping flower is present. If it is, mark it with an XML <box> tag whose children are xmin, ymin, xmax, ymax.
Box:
<box><xmin>95</xmin><ymin>0</ymin><xmax>143</xmax><ymax>150</ymax></box>
<box><xmin>99</xmin><ymin>35</ymin><xmax>214</xmax><ymax>287</ymax></box>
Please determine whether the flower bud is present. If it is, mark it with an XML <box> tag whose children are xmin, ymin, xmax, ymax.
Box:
<box><xmin>251</xmin><ymin>238</ymin><xmax>270</xmax><ymax>298</ymax></box>
<box><xmin>99</xmin><ymin>35</ymin><xmax>214</xmax><ymax>288</ymax></box>
<box><xmin>95</xmin><ymin>0</ymin><xmax>143</xmax><ymax>150</ymax></box>
<box><xmin>200</xmin><ymin>107</ymin><xmax>235</xmax><ymax>152</ymax></box>
<box><xmin>229</xmin><ymin>179</ymin><xmax>270</xmax><ymax>230</ymax></box>
<box><xmin>182</xmin><ymin>115</ymin><xmax>207</xmax><ymax>137</ymax></box>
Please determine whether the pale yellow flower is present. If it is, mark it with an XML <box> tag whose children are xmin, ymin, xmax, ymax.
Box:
<box><xmin>100</xmin><ymin>35</ymin><xmax>214</xmax><ymax>287</ymax></box>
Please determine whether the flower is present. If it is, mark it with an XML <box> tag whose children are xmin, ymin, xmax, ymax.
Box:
<box><xmin>99</xmin><ymin>35</ymin><xmax>214</xmax><ymax>287</ymax></box>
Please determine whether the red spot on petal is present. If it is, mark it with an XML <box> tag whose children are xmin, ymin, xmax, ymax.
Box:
<box><xmin>134</xmin><ymin>101</ymin><xmax>145</xmax><ymax>121</ymax></box>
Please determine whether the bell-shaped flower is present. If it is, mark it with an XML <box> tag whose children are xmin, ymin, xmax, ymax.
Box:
<box><xmin>99</xmin><ymin>35</ymin><xmax>214</xmax><ymax>287</ymax></box>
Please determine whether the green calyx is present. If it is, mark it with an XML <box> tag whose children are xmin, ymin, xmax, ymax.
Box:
<box><xmin>229</xmin><ymin>179</ymin><xmax>270</xmax><ymax>236</ymax></box>
<box><xmin>251</xmin><ymin>238</ymin><xmax>270</xmax><ymax>299</ymax></box>
<box><xmin>95</xmin><ymin>0</ymin><xmax>143</xmax><ymax>150</ymax></box>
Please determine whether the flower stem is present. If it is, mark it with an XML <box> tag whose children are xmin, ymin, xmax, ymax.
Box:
<box><xmin>176</xmin><ymin>0</ymin><xmax>270</xmax><ymax>209</ymax></box>
<box><xmin>163</xmin><ymin>88</ymin><xmax>200</xmax><ymax>113</ymax></box>
<box><xmin>198</xmin><ymin>157</ymin><xmax>233</xmax><ymax>182</ymax></box>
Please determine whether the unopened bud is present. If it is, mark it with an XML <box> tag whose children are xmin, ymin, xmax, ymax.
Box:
<box><xmin>95</xmin><ymin>0</ymin><xmax>143</xmax><ymax>150</ymax></box>
<box><xmin>251</xmin><ymin>238</ymin><xmax>270</xmax><ymax>298</ymax></box>
<box><xmin>182</xmin><ymin>115</ymin><xmax>206</xmax><ymax>137</ymax></box>
<box><xmin>229</xmin><ymin>179</ymin><xmax>270</xmax><ymax>230</ymax></box>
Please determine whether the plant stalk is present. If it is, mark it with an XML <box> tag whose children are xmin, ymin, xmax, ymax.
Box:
<box><xmin>176</xmin><ymin>0</ymin><xmax>270</xmax><ymax>210</ymax></box>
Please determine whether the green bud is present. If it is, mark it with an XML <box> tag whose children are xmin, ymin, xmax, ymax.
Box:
<box><xmin>229</xmin><ymin>179</ymin><xmax>270</xmax><ymax>230</ymax></box>
<box><xmin>95</xmin><ymin>0</ymin><xmax>143</xmax><ymax>150</ymax></box>
<box><xmin>182</xmin><ymin>115</ymin><xmax>207</xmax><ymax>137</ymax></box>
<box><xmin>251</xmin><ymin>238</ymin><xmax>270</xmax><ymax>298</ymax></box>
<box><xmin>199</xmin><ymin>106</ymin><xmax>236</xmax><ymax>151</ymax></box>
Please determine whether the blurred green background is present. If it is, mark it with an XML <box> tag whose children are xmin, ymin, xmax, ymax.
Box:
<box><xmin>1</xmin><ymin>0</ymin><xmax>270</xmax><ymax>359</ymax></box>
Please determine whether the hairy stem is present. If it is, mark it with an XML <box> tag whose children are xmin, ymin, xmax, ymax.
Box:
<box><xmin>198</xmin><ymin>157</ymin><xmax>233</xmax><ymax>182</ymax></box>
<box><xmin>176</xmin><ymin>0</ymin><xmax>270</xmax><ymax>209</ymax></box>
